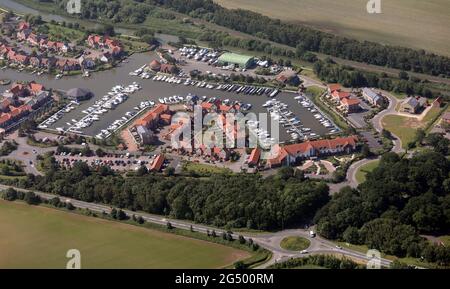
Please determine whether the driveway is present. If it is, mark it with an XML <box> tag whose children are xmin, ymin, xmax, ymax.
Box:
<box><xmin>371</xmin><ymin>90</ymin><xmax>404</xmax><ymax>153</ymax></box>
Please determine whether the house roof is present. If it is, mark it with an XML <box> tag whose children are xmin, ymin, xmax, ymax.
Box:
<box><xmin>404</xmin><ymin>97</ymin><xmax>421</xmax><ymax>108</ymax></box>
<box><xmin>332</xmin><ymin>90</ymin><xmax>351</xmax><ymax>99</ymax></box>
<box><xmin>341</xmin><ymin>98</ymin><xmax>360</xmax><ymax>106</ymax></box>
<box><xmin>248</xmin><ymin>148</ymin><xmax>261</xmax><ymax>165</ymax></box>
<box><xmin>218</xmin><ymin>52</ymin><xmax>253</xmax><ymax>66</ymax></box>
<box><xmin>67</xmin><ymin>88</ymin><xmax>92</xmax><ymax>98</ymax></box>
<box><xmin>269</xmin><ymin>136</ymin><xmax>358</xmax><ymax>164</ymax></box>
<box><xmin>135</xmin><ymin>104</ymin><xmax>169</xmax><ymax>127</ymax></box>
<box><xmin>28</xmin><ymin>82</ymin><xmax>45</xmax><ymax>94</ymax></box>
<box><xmin>150</xmin><ymin>154</ymin><xmax>165</xmax><ymax>171</ymax></box>
<box><xmin>362</xmin><ymin>88</ymin><xmax>381</xmax><ymax>101</ymax></box>
<box><xmin>149</xmin><ymin>59</ymin><xmax>161</xmax><ymax>70</ymax></box>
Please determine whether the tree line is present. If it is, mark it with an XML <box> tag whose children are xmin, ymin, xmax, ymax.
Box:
<box><xmin>0</xmin><ymin>163</ymin><xmax>329</xmax><ymax>231</ymax></box>
<box><xmin>314</xmin><ymin>59</ymin><xmax>437</xmax><ymax>98</ymax></box>
<box><xmin>51</xmin><ymin>0</ymin><xmax>449</xmax><ymax>76</ymax></box>
<box><xmin>151</xmin><ymin>0</ymin><xmax>449</xmax><ymax>77</ymax></box>
<box><xmin>314</xmin><ymin>150</ymin><xmax>450</xmax><ymax>266</ymax></box>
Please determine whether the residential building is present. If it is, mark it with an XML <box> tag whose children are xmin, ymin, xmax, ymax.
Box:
<box><xmin>150</xmin><ymin>154</ymin><xmax>165</xmax><ymax>172</ymax></box>
<box><xmin>341</xmin><ymin>98</ymin><xmax>361</xmax><ymax>113</ymax></box>
<box><xmin>248</xmin><ymin>148</ymin><xmax>261</xmax><ymax>167</ymax></box>
<box><xmin>400</xmin><ymin>97</ymin><xmax>427</xmax><ymax>114</ymax></box>
<box><xmin>362</xmin><ymin>88</ymin><xmax>384</xmax><ymax>107</ymax></box>
<box><xmin>275</xmin><ymin>70</ymin><xmax>301</xmax><ymax>86</ymax></box>
<box><xmin>136</xmin><ymin>125</ymin><xmax>157</xmax><ymax>145</ymax></box>
<box><xmin>268</xmin><ymin>136</ymin><xmax>358</xmax><ymax>167</ymax></box>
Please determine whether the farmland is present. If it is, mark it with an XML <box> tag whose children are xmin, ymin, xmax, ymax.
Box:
<box><xmin>0</xmin><ymin>200</ymin><xmax>249</xmax><ymax>269</ymax></box>
<box><xmin>215</xmin><ymin>0</ymin><xmax>450</xmax><ymax>56</ymax></box>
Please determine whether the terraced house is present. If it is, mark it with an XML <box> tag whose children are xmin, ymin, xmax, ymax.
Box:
<box><xmin>0</xmin><ymin>81</ymin><xmax>52</xmax><ymax>130</ymax></box>
<box><xmin>268</xmin><ymin>136</ymin><xmax>359</xmax><ymax>167</ymax></box>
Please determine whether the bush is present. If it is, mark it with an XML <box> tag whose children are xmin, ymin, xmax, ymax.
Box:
<box><xmin>2</xmin><ymin>188</ymin><xmax>18</xmax><ymax>201</ymax></box>
<box><xmin>24</xmin><ymin>191</ymin><xmax>41</xmax><ymax>205</ymax></box>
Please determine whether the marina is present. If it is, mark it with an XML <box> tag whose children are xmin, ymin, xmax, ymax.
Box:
<box><xmin>0</xmin><ymin>52</ymin><xmax>337</xmax><ymax>142</ymax></box>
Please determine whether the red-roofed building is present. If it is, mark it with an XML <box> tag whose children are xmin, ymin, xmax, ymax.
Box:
<box><xmin>268</xmin><ymin>136</ymin><xmax>358</xmax><ymax>167</ymax></box>
<box><xmin>248</xmin><ymin>148</ymin><xmax>260</xmax><ymax>167</ymax></box>
<box><xmin>134</xmin><ymin>104</ymin><xmax>169</xmax><ymax>129</ymax></box>
<box><xmin>327</xmin><ymin>84</ymin><xmax>342</xmax><ymax>94</ymax></box>
<box><xmin>9</xmin><ymin>83</ymin><xmax>27</xmax><ymax>97</ymax></box>
<box><xmin>150</xmin><ymin>154</ymin><xmax>165</xmax><ymax>172</ymax></box>
<box><xmin>0</xmin><ymin>113</ymin><xmax>12</xmax><ymax>128</ymax></box>
<box><xmin>341</xmin><ymin>98</ymin><xmax>361</xmax><ymax>113</ymax></box>
<box><xmin>331</xmin><ymin>90</ymin><xmax>351</xmax><ymax>102</ymax></box>
<box><xmin>28</xmin><ymin>81</ymin><xmax>45</xmax><ymax>95</ymax></box>
<box><xmin>149</xmin><ymin>60</ymin><xmax>161</xmax><ymax>71</ymax></box>
<box><xmin>18</xmin><ymin>22</ymin><xmax>30</xmax><ymax>31</ymax></box>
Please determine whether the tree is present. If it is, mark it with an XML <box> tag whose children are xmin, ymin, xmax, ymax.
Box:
<box><xmin>137</xmin><ymin>216</ymin><xmax>145</xmax><ymax>224</ymax></box>
<box><xmin>381</xmin><ymin>129</ymin><xmax>392</xmax><ymax>139</ymax></box>
<box><xmin>117</xmin><ymin>209</ymin><xmax>127</xmax><ymax>220</ymax></box>
<box><xmin>342</xmin><ymin>227</ymin><xmax>360</xmax><ymax>244</ymax></box>
<box><xmin>49</xmin><ymin>197</ymin><xmax>61</xmax><ymax>207</ymax></box>
<box><xmin>360</xmin><ymin>144</ymin><xmax>371</xmax><ymax>158</ymax></box>
<box><xmin>66</xmin><ymin>202</ymin><xmax>75</xmax><ymax>210</ymax></box>
<box><xmin>389</xmin><ymin>260</ymin><xmax>412</xmax><ymax>269</ymax></box>
<box><xmin>398</xmin><ymin>70</ymin><xmax>409</xmax><ymax>80</ymax></box>
<box><xmin>165</xmin><ymin>167</ymin><xmax>175</xmax><ymax>176</ymax></box>
<box><xmin>415</xmin><ymin>129</ymin><xmax>426</xmax><ymax>145</ymax></box>
<box><xmin>234</xmin><ymin>261</ymin><xmax>248</xmax><ymax>269</ymax></box>
<box><xmin>2</xmin><ymin>188</ymin><xmax>18</xmax><ymax>201</ymax></box>
<box><xmin>24</xmin><ymin>191</ymin><xmax>40</xmax><ymax>205</ymax></box>
<box><xmin>110</xmin><ymin>208</ymin><xmax>118</xmax><ymax>219</ymax></box>
<box><xmin>95</xmin><ymin>148</ymin><xmax>105</xmax><ymax>157</ymax></box>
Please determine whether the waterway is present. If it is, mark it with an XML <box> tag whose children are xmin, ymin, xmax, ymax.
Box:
<box><xmin>1</xmin><ymin>51</ymin><xmax>337</xmax><ymax>143</ymax></box>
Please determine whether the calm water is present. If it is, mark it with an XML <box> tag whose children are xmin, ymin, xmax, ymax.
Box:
<box><xmin>0</xmin><ymin>51</ymin><xmax>332</xmax><ymax>141</ymax></box>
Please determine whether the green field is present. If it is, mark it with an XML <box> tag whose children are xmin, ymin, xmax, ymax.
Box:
<box><xmin>215</xmin><ymin>0</ymin><xmax>450</xmax><ymax>56</ymax></box>
<box><xmin>280</xmin><ymin>236</ymin><xmax>310</xmax><ymax>251</ymax></box>
<box><xmin>382</xmin><ymin>105</ymin><xmax>446</xmax><ymax>149</ymax></box>
<box><xmin>182</xmin><ymin>162</ymin><xmax>232</xmax><ymax>175</ymax></box>
<box><xmin>382</xmin><ymin>115</ymin><xmax>419</xmax><ymax>149</ymax></box>
<box><xmin>355</xmin><ymin>160</ymin><xmax>380</xmax><ymax>184</ymax></box>
<box><xmin>0</xmin><ymin>200</ymin><xmax>249</xmax><ymax>269</ymax></box>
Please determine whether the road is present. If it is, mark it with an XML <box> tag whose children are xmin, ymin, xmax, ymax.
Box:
<box><xmin>0</xmin><ymin>183</ymin><xmax>393</xmax><ymax>268</ymax></box>
<box><xmin>0</xmin><ymin>132</ymin><xmax>54</xmax><ymax>175</ymax></box>
<box><xmin>371</xmin><ymin>91</ymin><xmax>404</xmax><ymax>154</ymax></box>
<box><xmin>330</xmin><ymin>92</ymin><xmax>406</xmax><ymax>192</ymax></box>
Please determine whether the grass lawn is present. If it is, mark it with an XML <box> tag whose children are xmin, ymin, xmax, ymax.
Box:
<box><xmin>0</xmin><ymin>200</ymin><xmax>249</xmax><ymax>269</ymax></box>
<box><xmin>382</xmin><ymin>105</ymin><xmax>446</xmax><ymax>149</ymax></box>
<box><xmin>355</xmin><ymin>160</ymin><xmax>380</xmax><ymax>184</ymax></box>
<box><xmin>215</xmin><ymin>0</ymin><xmax>450</xmax><ymax>56</ymax></box>
<box><xmin>183</xmin><ymin>162</ymin><xmax>232</xmax><ymax>175</ymax></box>
<box><xmin>280</xmin><ymin>236</ymin><xmax>311</xmax><ymax>251</ymax></box>
<box><xmin>382</xmin><ymin>115</ymin><xmax>420</xmax><ymax>149</ymax></box>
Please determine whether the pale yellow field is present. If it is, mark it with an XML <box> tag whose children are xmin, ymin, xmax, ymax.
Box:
<box><xmin>215</xmin><ymin>0</ymin><xmax>450</xmax><ymax>56</ymax></box>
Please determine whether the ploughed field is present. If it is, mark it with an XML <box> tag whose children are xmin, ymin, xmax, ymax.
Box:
<box><xmin>0</xmin><ymin>200</ymin><xmax>249</xmax><ymax>269</ymax></box>
<box><xmin>215</xmin><ymin>0</ymin><xmax>450</xmax><ymax>56</ymax></box>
